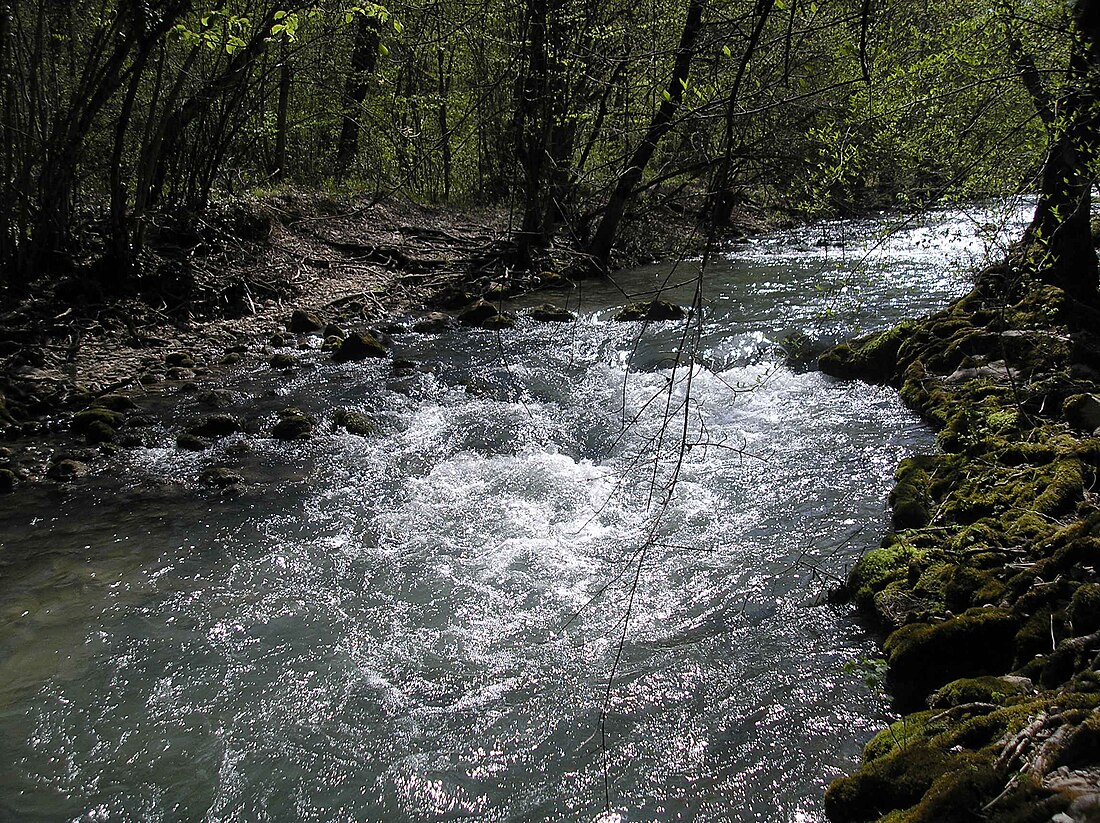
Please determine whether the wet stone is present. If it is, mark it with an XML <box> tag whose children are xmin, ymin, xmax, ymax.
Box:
<box><xmin>334</xmin><ymin>408</ymin><xmax>376</xmax><ymax>437</ymax></box>
<box><xmin>332</xmin><ymin>332</ymin><xmax>387</xmax><ymax>362</ymax></box>
<box><xmin>176</xmin><ymin>433</ymin><xmax>210</xmax><ymax>452</ymax></box>
<box><xmin>93</xmin><ymin>394</ymin><xmax>136</xmax><ymax>412</ymax></box>
<box><xmin>49</xmin><ymin>459</ymin><xmax>88</xmax><ymax>480</ymax></box>
<box><xmin>187</xmin><ymin>414</ymin><xmax>241</xmax><ymax>439</ymax></box>
<box><xmin>289</xmin><ymin>309</ymin><xmax>324</xmax><ymax>334</ymax></box>
<box><xmin>270</xmin><ymin>352</ymin><xmax>296</xmax><ymax>370</ymax></box>
<box><xmin>614</xmin><ymin>299</ymin><xmax>685</xmax><ymax>322</ymax></box>
<box><xmin>272</xmin><ymin>408</ymin><xmax>315</xmax><ymax>440</ymax></box>
<box><xmin>199</xmin><ymin>466</ymin><xmax>245</xmax><ymax>489</ymax></box>
<box><xmin>529</xmin><ymin>304</ymin><xmax>575</xmax><ymax>322</ymax></box>
<box><xmin>0</xmin><ymin>468</ymin><xmax>14</xmax><ymax>493</ymax></box>
<box><xmin>164</xmin><ymin>352</ymin><xmax>195</xmax><ymax>368</ymax></box>
<box><xmin>413</xmin><ymin>312</ymin><xmax>457</xmax><ymax>334</ymax></box>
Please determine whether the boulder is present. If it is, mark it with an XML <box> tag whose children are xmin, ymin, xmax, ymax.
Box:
<box><xmin>72</xmin><ymin>407</ymin><xmax>123</xmax><ymax>434</ymax></box>
<box><xmin>199</xmin><ymin>466</ymin><xmax>245</xmax><ymax>489</ymax></box>
<box><xmin>0</xmin><ymin>468</ymin><xmax>15</xmax><ymax>493</ymax></box>
<box><xmin>49</xmin><ymin>458</ymin><xmax>88</xmax><ymax>480</ymax></box>
<box><xmin>614</xmin><ymin>299</ymin><xmax>685</xmax><ymax>322</ymax></box>
<box><xmin>529</xmin><ymin>304</ymin><xmax>575</xmax><ymax>322</ymax></box>
<box><xmin>164</xmin><ymin>352</ymin><xmax>195</xmax><ymax>368</ymax></box>
<box><xmin>1063</xmin><ymin>393</ymin><xmax>1100</xmax><ymax>432</ymax></box>
<box><xmin>289</xmin><ymin>309</ymin><xmax>324</xmax><ymax>333</ymax></box>
<box><xmin>413</xmin><ymin>312</ymin><xmax>457</xmax><ymax>334</ymax></box>
<box><xmin>187</xmin><ymin>414</ymin><xmax>241</xmax><ymax>439</ymax></box>
<box><xmin>332</xmin><ymin>332</ymin><xmax>388</xmax><ymax>362</ymax></box>
<box><xmin>270</xmin><ymin>352</ymin><xmax>296</xmax><ymax>370</ymax></box>
<box><xmin>93</xmin><ymin>394</ymin><xmax>136</xmax><ymax>412</ymax></box>
<box><xmin>176</xmin><ymin>433</ymin><xmax>210</xmax><ymax>451</ymax></box>
<box><xmin>334</xmin><ymin>408</ymin><xmax>376</xmax><ymax>437</ymax></box>
<box><xmin>459</xmin><ymin>299</ymin><xmax>501</xmax><ymax>327</ymax></box>
<box><xmin>272</xmin><ymin>408</ymin><xmax>315</xmax><ymax>440</ymax></box>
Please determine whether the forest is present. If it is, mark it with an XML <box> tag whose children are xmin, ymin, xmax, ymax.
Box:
<box><xmin>0</xmin><ymin>0</ymin><xmax>1082</xmax><ymax>292</ymax></box>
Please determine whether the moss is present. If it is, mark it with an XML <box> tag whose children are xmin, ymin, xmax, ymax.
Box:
<box><xmin>884</xmin><ymin>607</ymin><xmax>1018</xmax><ymax>707</ymax></box>
<box><xmin>71</xmin><ymin>407</ymin><xmax>123</xmax><ymax>433</ymax></box>
<box><xmin>929</xmin><ymin>676</ymin><xmax>1033</xmax><ymax>709</ymax></box>
<box><xmin>818</xmin><ymin>321</ymin><xmax>918</xmax><ymax>384</ymax></box>
<box><xmin>613</xmin><ymin>299</ymin><xmax>685</xmax><ymax>322</ymax></box>
<box><xmin>1067</xmin><ymin>583</ymin><xmax>1100</xmax><ymax>634</ymax></box>
<box><xmin>893</xmin><ymin>751</ymin><xmax>1001</xmax><ymax>823</ymax></box>
<box><xmin>848</xmin><ymin>541</ymin><xmax>928</xmax><ymax>612</ymax></box>
<box><xmin>890</xmin><ymin>456</ymin><xmax>936</xmax><ymax>529</ymax></box>
<box><xmin>824</xmin><ymin>739</ymin><xmax>948</xmax><ymax>822</ymax></box>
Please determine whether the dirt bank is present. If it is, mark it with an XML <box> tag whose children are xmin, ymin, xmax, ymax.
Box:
<box><xmin>819</xmin><ymin>264</ymin><xmax>1100</xmax><ymax>822</ymax></box>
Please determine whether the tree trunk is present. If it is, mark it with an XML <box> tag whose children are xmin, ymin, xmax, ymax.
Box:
<box><xmin>1023</xmin><ymin>0</ymin><xmax>1100</xmax><ymax>303</ymax></box>
<box><xmin>335</xmin><ymin>13</ymin><xmax>381</xmax><ymax>182</ymax></box>
<box><xmin>586</xmin><ymin>0</ymin><xmax>706</xmax><ymax>273</ymax></box>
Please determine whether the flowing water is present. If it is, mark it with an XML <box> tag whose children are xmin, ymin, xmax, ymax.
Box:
<box><xmin>0</xmin><ymin>201</ymin><xmax>1032</xmax><ymax>822</ymax></box>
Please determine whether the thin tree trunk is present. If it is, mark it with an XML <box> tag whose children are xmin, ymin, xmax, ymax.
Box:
<box><xmin>586</xmin><ymin>0</ymin><xmax>706</xmax><ymax>272</ymax></box>
<box><xmin>335</xmin><ymin>13</ymin><xmax>381</xmax><ymax>182</ymax></box>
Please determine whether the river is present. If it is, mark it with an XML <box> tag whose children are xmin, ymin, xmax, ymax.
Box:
<box><xmin>0</xmin><ymin>200</ymin><xmax>1032</xmax><ymax>822</ymax></box>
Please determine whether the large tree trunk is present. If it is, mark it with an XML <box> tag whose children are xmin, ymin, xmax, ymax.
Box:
<box><xmin>1023</xmin><ymin>0</ymin><xmax>1100</xmax><ymax>303</ymax></box>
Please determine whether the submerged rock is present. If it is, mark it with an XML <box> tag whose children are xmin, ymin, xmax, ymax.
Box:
<box><xmin>613</xmin><ymin>299</ymin><xmax>685</xmax><ymax>322</ymax></box>
<box><xmin>199</xmin><ymin>466</ymin><xmax>245</xmax><ymax>489</ymax></box>
<box><xmin>0</xmin><ymin>468</ymin><xmax>15</xmax><ymax>493</ymax></box>
<box><xmin>332</xmin><ymin>332</ymin><xmax>387</xmax><ymax>362</ymax></box>
<box><xmin>48</xmin><ymin>458</ymin><xmax>88</xmax><ymax>480</ymax></box>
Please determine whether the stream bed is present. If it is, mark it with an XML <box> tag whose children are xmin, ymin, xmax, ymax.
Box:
<box><xmin>0</xmin><ymin>201</ymin><xmax>1032</xmax><ymax>822</ymax></box>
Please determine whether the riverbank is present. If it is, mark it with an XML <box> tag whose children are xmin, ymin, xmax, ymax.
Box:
<box><xmin>0</xmin><ymin>192</ymin><xmax>778</xmax><ymax>492</ymax></box>
<box><xmin>819</xmin><ymin>263</ymin><xmax>1100</xmax><ymax>821</ymax></box>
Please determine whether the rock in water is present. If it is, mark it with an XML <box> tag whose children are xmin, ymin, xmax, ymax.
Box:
<box><xmin>614</xmin><ymin>299</ymin><xmax>685</xmax><ymax>322</ymax></box>
<box><xmin>272</xmin><ymin>408</ymin><xmax>315</xmax><ymax>440</ymax></box>
<box><xmin>459</xmin><ymin>299</ymin><xmax>501</xmax><ymax>327</ymax></box>
<box><xmin>529</xmin><ymin>304</ymin><xmax>575</xmax><ymax>322</ymax></box>
<box><xmin>289</xmin><ymin>309</ymin><xmax>324</xmax><ymax>333</ymax></box>
<box><xmin>413</xmin><ymin>312</ymin><xmax>457</xmax><ymax>333</ymax></box>
<box><xmin>187</xmin><ymin>414</ymin><xmax>241</xmax><ymax>439</ymax></box>
<box><xmin>334</xmin><ymin>408</ymin><xmax>376</xmax><ymax>436</ymax></box>
<box><xmin>332</xmin><ymin>332</ymin><xmax>388</xmax><ymax>362</ymax></box>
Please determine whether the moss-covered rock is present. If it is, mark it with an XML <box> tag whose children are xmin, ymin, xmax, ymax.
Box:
<box><xmin>928</xmin><ymin>675</ymin><xmax>1034</xmax><ymax>709</ymax></box>
<box><xmin>289</xmin><ymin>308</ymin><xmax>324</xmax><ymax>333</ymax></box>
<box><xmin>0</xmin><ymin>468</ymin><xmax>15</xmax><ymax>493</ymax></box>
<box><xmin>187</xmin><ymin>414</ymin><xmax>241</xmax><ymax>439</ymax></box>
<box><xmin>333</xmin><ymin>408</ymin><xmax>376</xmax><ymax>437</ymax></box>
<box><xmin>529</xmin><ymin>303</ymin><xmax>576</xmax><ymax>322</ymax></box>
<box><xmin>613</xmin><ymin>299</ymin><xmax>685</xmax><ymax>322</ymax></box>
<box><xmin>72</xmin><ymin>407</ymin><xmax>123</xmax><ymax>434</ymax></box>
<box><xmin>884</xmin><ymin>608</ymin><xmax>1018</xmax><ymax>707</ymax></box>
<box><xmin>332</xmin><ymin>332</ymin><xmax>388</xmax><ymax>362</ymax></box>
<box><xmin>819</xmin><ymin>321</ymin><xmax>918</xmax><ymax>384</ymax></box>
<box><xmin>1067</xmin><ymin>583</ymin><xmax>1100</xmax><ymax>635</ymax></box>
<box><xmin>272</xmin><ymin>408</ymin><xmax>315</xmax><ymax>440</ymax></box>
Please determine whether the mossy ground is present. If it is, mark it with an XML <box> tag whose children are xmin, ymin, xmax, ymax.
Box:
<box><xmin>820</xmin><ymin>266</ymin><xmax>1100</xmax><ymax>822</ymax></box>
